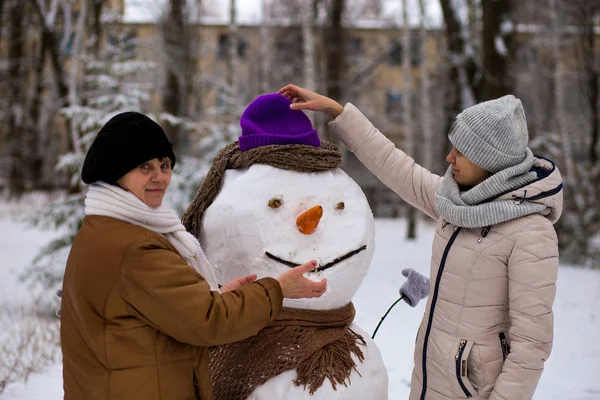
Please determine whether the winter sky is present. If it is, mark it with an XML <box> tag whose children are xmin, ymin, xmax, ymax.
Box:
<box><xmin>124</xmin><ymin>0</ymin><xmax>443</xmax><ymax>26</ymax></box>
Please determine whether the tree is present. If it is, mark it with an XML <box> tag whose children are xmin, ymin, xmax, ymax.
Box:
<box><xmin>20</xmin><ymin>30</ymin><xmax>157</xmax><ymax>309</ymax></box>
<box><xmin>29</xmin><ymin>0</ymin><xmax>75</xmax><ymax>154</ymax></box>
<box><xmin>6</xmin><ymin>0</ymin><xmax>26</xmax><ymax>197</ymax></box>
<box><xmin>438</xmin><ymin>0</ymin><xmax>516</xmax><ymax>133</ymax></box>
<box><xmin>324</xmin><ymin>0</ymin><xmax>345</xmax><ymax>123</ymax></box>
<box><xmin>259</xmin><ymin>0</ymin><xmax>271</xmax><ymax>93</ymax></box>
<box><xmin>419</xmin><ymin>0</ymin><xmax>434</xmax><ymax>173</ymax></box>
<box><xmin>161</xmin><ymin>0</ymin><xmax>195</xmax><ymax>148</ymax></box>
<box><xmin>549</xmin><ymin>0</ymin><xmax>600</xmax><ymax>265</ymax></box>
<box><xmin>402</xmin><ymin>0</ymin><xmax>416</xmax><ymax>240</ymax></box>
<box><xmin>302</xmin><ymin>0</ymin><xmax>321</xmax><ymax>125</ymax></box>
<box><xmin>478</xmin><ymin>0</ymin><xmax>514</xmax><ymax>101</ymax></box>
<box><xmin>226</xmin><ymin>0</ymin><xmax>238</xmax><ymax>118</ymax></box>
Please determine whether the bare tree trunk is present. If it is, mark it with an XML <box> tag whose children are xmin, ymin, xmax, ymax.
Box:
<box><xmin>419</xmin><ymin>0</ymin><xmax>433</xmax><ymax>172</ymax></box>
<box><xmin>402</xmin><ymin>0</ymin><xmax>416</xmax><ymax>239</ymax></box>
<box><xmin>477</xmin><ymin>0</ymin><xmax>513</xmax><ymax>101</ymax></box>
<box><xmin>302</xmin><ymin>1</ymin><xmax>320</xmax><ymax>125</ymax></box>
<box><xmin>162</xmin><ymin>0</ymin><xmax>190</xmax><ymax>147</ymax></box>
<box><xmin>569</xmin><ymin>0</ymin><xmax>600</xmax><ymax>264</ymax></box>
<box><xmin>25</xmin><ymin>20</ymin><xmax>49</xmax><ymax>189</ymax></box>
<box><xmin>259</xmin><ymin>0</ymin><xmax>270</xmax><ymax>93</ymax></box>
<box><xmin>466</xmin><ymin>0</ymin><xmax>480</xmax><ymax>55</ymax></box>
<box><xmin>323</xmin><ymin>0</ymin><xmax>345</xmax><ymax>142</ymax></box>
<box><xmin>438</xmin><ymin>0</ymin><xmax>478</xmax><ymax>156</ymax></box>
<box><xmin>29</xmin><ymin>0</ymin><xmax>74</xmax><ymax>156</ymax></box>
<box><xmin>90</xmin><ymin>0</ymin><xmax>106</xmax><ymax>55</ymax></box>
<box><xmin>550</xmin><ymin>0</ymin><xmax>590</xmax><ymax>262</ymax></box>
<box><xmin>226</xmin><ymin>0</ymin><xmax>238</xmax><ymax>118</ymax></box>
<box><xmin>439</xmin><ymin>0</ymin><xmax>478</xmax><ymax>106</ymax></box>
<box><xmin>579</xmin><ymin>3</ymin><xmax>600</xmax><ymax>164</ymax></box>
<box><xmin>67</xmin><ymin>0</ymin><xmax>87</xmax><ymax>157</ymax></box>
<box><xmin>0</xmin><ymin>0</ymin><xmax>6</xmax><ymax>46</ymax></box>
<box><xmin>550</xmin><ymin>0</ymin><xmax>576</xmax><ymax>190</ymax></box>
<box><xmin>303</xmin><ymin>1</ymin><xmax>318</xmax><ymax>93</ymax></box>
<box><xmin>7</xmin><ymin>0</ymin><xmax>25</xmax><ymax>197</ymax></box>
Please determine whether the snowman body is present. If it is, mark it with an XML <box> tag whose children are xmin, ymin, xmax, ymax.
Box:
<box><xmin>201</xmin><ymin>164</ymin><xmax>388</xmax><ymax>400</ymax></box>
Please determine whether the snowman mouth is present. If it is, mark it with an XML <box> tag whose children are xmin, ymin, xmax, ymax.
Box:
<box><xmin>265</xmin><ymin>245</ymin><xmax>367</xmax><ymax>272</ymax></box>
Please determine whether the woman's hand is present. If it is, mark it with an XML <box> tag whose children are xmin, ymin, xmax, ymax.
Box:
<box><xmin>220</xmin><ymin>274</ymin><xmax>258</xmax><ymax>293</ymax></box>
<box><xmin>277</xmin><ymin>84</ymin><xmax>344</xmax><ymax>119</ymax></box>
<box><xmin>276</xmin><ymin>260</ymin><xmax>327</xmax><ymax>299</ymax></box>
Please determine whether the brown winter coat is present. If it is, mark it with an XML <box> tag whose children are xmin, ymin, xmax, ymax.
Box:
<box><xmin>60</xmin><ymin>215</ymin><xmax>283</xmax><ymax>400</ymax></box>
<box><xmin>330</xmin><ymin>104</ymin><xmax>563</xmax><ymax>400</ymax></box>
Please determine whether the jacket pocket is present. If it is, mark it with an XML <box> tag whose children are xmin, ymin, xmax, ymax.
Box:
<box><xmin>499</xmin><ymin>332</ymin><xmax>511</xmax><ymax>361</ymax></box>
<box><xmin>453</xmin><ymin>339</ymin><xmax>479</xmax><ymax>398</ymax></box>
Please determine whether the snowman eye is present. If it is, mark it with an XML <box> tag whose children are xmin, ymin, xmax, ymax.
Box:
<box><xmin>336</xmin><ymin>202</ymin><xmax>345</xmax><ymax>210</ymax></box>
<box><xmin>268</xmin><ymin>198</ymin><xmax>283</xmax><ymax>209</ymax></box>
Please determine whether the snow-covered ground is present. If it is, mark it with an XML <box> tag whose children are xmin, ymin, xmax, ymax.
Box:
<box><xmin>1</xmin><ymin>215</ymin><xmax>599</xmax><ymax>399</ymax></box>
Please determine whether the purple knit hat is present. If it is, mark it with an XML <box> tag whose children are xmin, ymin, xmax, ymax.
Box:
<box><xmin>239</xmin><ymin>93</ymin><xmax>320</xmax><ymax>151</ymax></box>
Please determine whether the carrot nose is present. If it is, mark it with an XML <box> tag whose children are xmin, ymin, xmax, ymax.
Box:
<box><xmin>296</xmin><ymin>205</ymin><xmax>323</xmax><ymax>235</ymax></box>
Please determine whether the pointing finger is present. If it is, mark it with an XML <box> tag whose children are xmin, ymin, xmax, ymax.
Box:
<box><xmin>292</xmin><ymin>260</ymin><xmax>318</xmax><ymax>276</ymax></box>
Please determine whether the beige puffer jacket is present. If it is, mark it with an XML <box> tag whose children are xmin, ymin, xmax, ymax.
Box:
<box><xmin>330</xmin><ymin>104</ymin><xmax>563</xmax><ymax>400</ymax></box>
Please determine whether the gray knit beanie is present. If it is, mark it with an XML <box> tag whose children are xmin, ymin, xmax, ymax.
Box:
<box><xmin>448</xmin><ymin>95</ymin><xmax>529</xmax><ymax>173</ymax></box>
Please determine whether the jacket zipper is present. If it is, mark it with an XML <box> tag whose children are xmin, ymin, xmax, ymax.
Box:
<box><xmin>455</xmin><ymin>339</ymin><xmax>472</xmax><ymax>398</ymax></box>
<box><xmin>499</xmin><ymin>332</ymin><xmax>510</xmax><ymax>361</ymax></box>
<box><xmin>420</xmin><ymin>227</ymin><xmax>462</xmax><ymax>400</ymax></box>
<box><xmin>525</xmin><ymin>183</ymin><xmax>563</xmax><ymax>201</ymax></box>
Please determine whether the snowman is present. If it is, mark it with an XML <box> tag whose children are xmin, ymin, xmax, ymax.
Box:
<box><xmin>183</xmin><ymin>94</ymin><xmax>388</xmax><ymax>400</ymax></box>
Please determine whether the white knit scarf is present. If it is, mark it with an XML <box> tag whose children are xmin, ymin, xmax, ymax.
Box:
<box><xmin>85</xmin><ymin>182</ymin><xmax>220</xmax><ymax>290</ymax></box>
<box><xmin>435</xmin><ymin>149</ymin><xmax>549</xmax><ymax>228</ymax></box>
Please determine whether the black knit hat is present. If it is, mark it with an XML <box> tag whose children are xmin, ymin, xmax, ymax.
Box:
<box><xmin>81</xmin><ymin>112</ymin><xmax>176</xmax><ymax>184</ymax></box>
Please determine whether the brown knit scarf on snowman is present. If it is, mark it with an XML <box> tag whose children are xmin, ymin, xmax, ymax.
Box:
<box><xmin>209</xmin><ymin>303</ymin><xmax>365</xmax><ymax>399</ymax></box>
<box><xmin>182</xmin><ymin>141</ymin><xmax>367</xmax><ymax>397</ymax></box>
<box><xmin>182</xmin><ymin>140</ymin><xmax>342</xmax><ymax>237</ymax></box>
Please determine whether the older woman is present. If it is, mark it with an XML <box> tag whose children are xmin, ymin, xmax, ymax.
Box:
<box><xmin>60</xmin><ymin>111</ymin><xmax>327</xmax><ymax>400</ymax></box>
<box><xmin>278</xmin><ymin>84</ymin><xmax>562</xmax><ymax>400</ymax></box>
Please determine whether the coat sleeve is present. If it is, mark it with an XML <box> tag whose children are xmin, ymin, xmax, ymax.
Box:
<box><xmin>489</xmin><ymin>218</ymin><xmax>559</xmax><ymax>400</ymax></box>
<box><xmin>328</xmin><ymin>103</ymin><xmax>443</xmax><ymax>220</ymax></box>
<box><xmin>119</xmin><ymin>238</ymin><xmax>283</xmax><ymax>347</ymax></box>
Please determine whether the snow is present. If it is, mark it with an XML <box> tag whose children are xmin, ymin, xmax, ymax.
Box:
<box><xmin>500</xmin><ymin>18</ymin><xmax>514</xmax><ymax>35</ymax></box>
<box><xmin>1</xmin><ymin>215</ymin><xmax>600</xmax><ymax>399</ymax></box>
<box><xmin>494</xmin><ymin>35</ymin><xmax>508</xmax><ymax>57</ymax></box>
<box><xmin>124</xmin><ymin>0</ymin><xmax>444</xmax><ymax>28</ymax></box>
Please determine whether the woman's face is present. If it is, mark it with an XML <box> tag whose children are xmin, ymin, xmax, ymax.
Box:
<box><xmin>117</xmin><ymin>157</ymin><xmax>173</xmax><ymax>208</ymax></box>
<box><xmin>446</xmin><ymin>146</ymin><xmax>489</xmax><ymax>187</ymax></box>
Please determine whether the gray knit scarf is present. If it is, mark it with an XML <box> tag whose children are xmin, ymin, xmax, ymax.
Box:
<box><xmin>435</xmin><ymin>149</ymin><xmax>549</xmax><ymax>228</ymax></box>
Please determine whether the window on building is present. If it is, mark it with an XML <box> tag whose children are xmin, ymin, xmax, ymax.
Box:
<box><xmin>275</xmin><ymin>31</ymin><xmax>303</xmax><ymax>63</ymax></box>
<box><xmin>388</xmin><ymin>39</ymin><xmax>402</xmax><ymax>65</ymax></box>
<box><xmin>388</xmin><ymin>34</ymin><xmax>423</xmax><ymax>67</ymax></box>
<box><xmin>275</xmin><ymin>31</ymin><xmax>303</xmax><ymax>77</ymax></box>
<box><xmin>347</xmin><ymin>37</ymin><xmax>363</xmax><ymax>61</ymax></box>
<box><xmin>410</xmin><ymin>32</ymin><xmax>422</xmax><ymax>67</ymax></box>
<box><xmin>386</xmin><ymin>91</ymin><xmax>404</xmax><ymax>120</ymax></box>
<box><xmin>218</xmin><ymin>34</ymin><xmax>248</xmax><ymax>61</ymax></box>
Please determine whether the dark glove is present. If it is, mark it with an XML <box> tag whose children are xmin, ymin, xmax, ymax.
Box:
<box><xmin>400</xmin><ymin>268</ymin><xmax>430</xmax><ymax>307</ymax></box>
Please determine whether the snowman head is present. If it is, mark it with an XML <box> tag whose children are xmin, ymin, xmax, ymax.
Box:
<box><xmin>201</xmin><ymin>164</ymin><xmax>374</xmax><ymax>310</ymax></box>
<box><xmin>184</xmin><ymin>93</ymin><xmax>375</xmax><ymax>310</ymax></box>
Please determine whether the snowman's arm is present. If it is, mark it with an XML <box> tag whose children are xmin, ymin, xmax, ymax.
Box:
<box><xmin>120</xmin><ymin>238</ymin><xmax>283</xmax><ymax>347</ymax></box>
<box><xmin>329</xmin><ymin>103</ymin><xmax>442</xmax><ymax>220</ymax></box>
